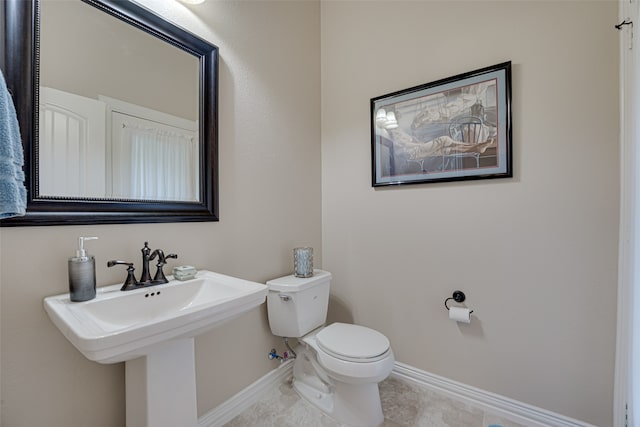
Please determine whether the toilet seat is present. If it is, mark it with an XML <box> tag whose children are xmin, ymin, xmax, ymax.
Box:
<box><xmin>316</xmin><ymin>323</ymin><xmax>390</xmax><ymax>363</ymax></box>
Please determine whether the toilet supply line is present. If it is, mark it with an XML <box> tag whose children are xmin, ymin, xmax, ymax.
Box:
<box><xmin>284</xmin><ymin>337</ymin><xmax>297</xmax><ymax>359</ymax></box>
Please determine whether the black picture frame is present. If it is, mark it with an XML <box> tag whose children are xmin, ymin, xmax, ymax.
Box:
<box><xmin>371</xmin><ymin>62</ymin><xmax>512</xmax><ymax>187</ymax></box>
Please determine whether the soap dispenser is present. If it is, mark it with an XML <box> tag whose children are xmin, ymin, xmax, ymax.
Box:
<box><xmin>69</xmin><ymin>236</ymin><xmax>98</xmax><ymax>302</ymax></box>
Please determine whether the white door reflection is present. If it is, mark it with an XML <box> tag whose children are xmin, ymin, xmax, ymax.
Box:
<box><xmin>39</xmin><ymin>88</ymin><xmax>198</xmax><ymax>201</ymax></box>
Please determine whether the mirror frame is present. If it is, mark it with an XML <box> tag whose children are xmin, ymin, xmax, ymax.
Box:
<box><xmin>1</xmin><ymin>0</ymin><xmax>219</xmax><ymax>226</ymax></box>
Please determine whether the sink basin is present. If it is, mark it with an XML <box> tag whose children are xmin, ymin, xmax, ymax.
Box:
<box><xmin>44</xmin><ymin>270</ymin><xmax>267</xmax><ymax>364</ymax></box>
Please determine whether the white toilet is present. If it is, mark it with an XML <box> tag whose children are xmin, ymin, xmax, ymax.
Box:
<box><xmin>266</xmin><ymin>270</ymin><xmax>394</xmax><ymax>427</ymax></box>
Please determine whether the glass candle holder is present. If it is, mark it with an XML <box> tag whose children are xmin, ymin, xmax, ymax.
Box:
<box><xmin>294</xmin><ymin>247</ymin><xmax>314</xmax><ymax>278</ymax></box>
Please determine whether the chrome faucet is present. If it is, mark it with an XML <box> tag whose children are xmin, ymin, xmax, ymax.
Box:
<box><xmin>107</xmin><ymin>242</ymin><xmax>178</xmax><ymax>291</ymax></box>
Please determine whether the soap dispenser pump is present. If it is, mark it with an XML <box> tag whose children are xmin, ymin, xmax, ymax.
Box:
<box><xmin>69</xmin><ymin>236</ymin><xmax>98</xmax><ymax>302</ymax></box>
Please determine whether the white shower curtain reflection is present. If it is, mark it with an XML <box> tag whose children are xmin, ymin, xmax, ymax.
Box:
<box><xmin>113</xmin><ymin>121</ymin><xmax>198</xmax><ymax>201</ymax></box>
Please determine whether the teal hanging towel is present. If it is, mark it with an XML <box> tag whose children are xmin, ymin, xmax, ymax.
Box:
<box><xmin>0</xmin><ymin>68</ymin><xmax>26</xmax><ymax>219</ymax></box>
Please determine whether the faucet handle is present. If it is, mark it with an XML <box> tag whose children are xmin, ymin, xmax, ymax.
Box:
<box><xmin>107</xmin><ymin>260</ymin><xmax>131</xmax><ymax>268</ymax></box>
<box><xmin>151</xmin><ymin>253</ymin><xmax>178</xmax><ymax>283</ymax></box>
<box><xmin>107</xmin><ymin>260</ymin><xmax>138</xmax><ymax>291</ymax></box>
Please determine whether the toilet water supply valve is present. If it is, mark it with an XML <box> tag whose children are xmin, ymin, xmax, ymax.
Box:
<box><xmin>268</xmin><ymin>348</ymin><xmax>291</xmax><ymax>363</ymax></box>
<box><xmin>268</xmin><ymin>338</ymin><xmax>297</xmax><ymax>363</ymax></box>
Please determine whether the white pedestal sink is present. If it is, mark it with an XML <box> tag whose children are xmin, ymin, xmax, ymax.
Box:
<box><xmin>44</xmin><ymin>270</ymin><xmax>267</xmax><ymax>427</ymax></box>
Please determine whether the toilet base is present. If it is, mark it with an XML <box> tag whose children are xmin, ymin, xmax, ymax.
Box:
<box><xmin>293</xmin><ymin>378</ymin><xmax>334</xmax><ymax>417</ymax></box>
<box><xmin>291</xmin><ymin>346</ymin><xmax>385</xmax><ymax>427</ymax></box>
<box><xmin>332</xmin><ymin>381</ymin><xmax>384</xmax><ymax>427</ymax></box>
<box><xmin>293</xmin><ymin>377</ymin><xmax>384</xmax><ymax>427</ymax></box>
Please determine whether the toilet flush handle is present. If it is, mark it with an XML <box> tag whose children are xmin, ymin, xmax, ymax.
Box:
<box><xmin>279</xmin><ymin>294</ymin><xmax>292</xmax><ymax>302</ymax></box>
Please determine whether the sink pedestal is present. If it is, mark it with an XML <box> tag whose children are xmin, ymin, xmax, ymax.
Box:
<box><xmin>125</xmin><ymin>338</ymin><xmax>198</xmax><ymax>427</ymax></box>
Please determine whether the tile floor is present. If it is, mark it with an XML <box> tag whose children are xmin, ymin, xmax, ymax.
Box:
<box><xmin>224</xmin><ymin>375</ymin><xmax>529</xmax><ymax>427</ymax></box>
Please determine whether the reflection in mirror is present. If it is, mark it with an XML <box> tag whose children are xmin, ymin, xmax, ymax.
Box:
<box><xmin>0</xmin><ymin>0</ymin><xmax>219</xmax><ymax>226</ymax></box>
<box><xmin>39</xmin><ymin>0</ymin><xmax>200</xmax><ymax>202</ymax></box>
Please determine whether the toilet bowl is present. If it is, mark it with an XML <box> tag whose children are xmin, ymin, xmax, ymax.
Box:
<box><xmin>266</xmin><ymin>271</ymin><xmax>394</xmax><ymax>427</ymax></box>
<box><xmin>295</xmin><ymin>323</ymin><xmax>394</xmax><ymax>426</ymax></box>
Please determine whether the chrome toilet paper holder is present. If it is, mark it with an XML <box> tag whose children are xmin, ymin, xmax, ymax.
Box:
<box><xmin>444</xmin><ymin>290</ymin><xmax>474</xmax><ymax>314</ymax></box>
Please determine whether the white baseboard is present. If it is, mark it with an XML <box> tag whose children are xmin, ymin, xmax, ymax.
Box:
<box><xmin>391</xmin><ymin>362</ymin><xmax>597</xmax><ymax>427</ymax></box>
<box><xmin>199</xmin><ymin>360</ymin><xmax>597</xmax><ymax>427</ymax></box>
<box><xmin>198</xmin><ymin>360</ymin><xmax>294</xmax><ymax>427</ymax></box>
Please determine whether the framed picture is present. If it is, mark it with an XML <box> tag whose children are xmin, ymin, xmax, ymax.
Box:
<box><xmin>371</xmin><ymin>62</ymin><xmax>512</xmax><ymax>186</ymax></box>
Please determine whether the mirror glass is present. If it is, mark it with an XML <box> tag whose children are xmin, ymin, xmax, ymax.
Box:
<box><xmin>39</xmin><ymin>0</ymin><xmax>200</xmax><ymax>202</ymax></box>
<box><xmin>0</xmin><ymin>0</ymin><xmax>219</xmax><ymax>226</ymax></box>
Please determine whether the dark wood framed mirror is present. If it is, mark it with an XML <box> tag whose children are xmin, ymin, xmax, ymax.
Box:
<box><xmin>1</xmin><ymin>0</ymin><xmax>218</xmax><ymax>226</ymax></box>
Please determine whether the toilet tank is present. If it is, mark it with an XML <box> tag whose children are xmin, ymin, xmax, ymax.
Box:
<box><xmin>266</xmin><ymin>270</ymin><xmax>331</xmax><ymax>338</ymax></box>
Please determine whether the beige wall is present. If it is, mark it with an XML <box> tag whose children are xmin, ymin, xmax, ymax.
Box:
<box><xmin>40</xmin><ymin>0</ymin><xmax>198</xmax><ymax>120</ymax></box>
<box><xmin>321</xmin><ymin>2</ymin><xmax>619</xmax><ymax>426</ymax></box>
<box><xmin>0</xmin><ymin>1</ymin><xmax>320</xmax><ymax>426</ymax></box>
<box><xmin>1</xmin><ymin>1</ymin><xmax>621</xmax><ymax>426</ymax></box>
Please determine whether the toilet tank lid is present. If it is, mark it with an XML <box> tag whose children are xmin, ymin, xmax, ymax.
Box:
<box><xmin>266</xmin><ymin>270</ymin><xmax>331</xmax><ymax>292</ymax></box>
